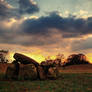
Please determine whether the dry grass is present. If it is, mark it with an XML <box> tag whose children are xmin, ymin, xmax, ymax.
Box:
<box><xmin>0</xmin><ymin>73</ymin><xmax>92</xmax><ymax>92</ymax></box>
<box><xmin>60</xmin><ymin>64</ymin><xmax>92</xmax><ymax>73</ymax></box>
<box><xmin>0</xmin><ymin>64</ymin><xmax>92</xmax><ymax>92</ymax></box>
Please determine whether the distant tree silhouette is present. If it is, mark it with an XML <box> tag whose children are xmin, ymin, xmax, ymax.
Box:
<box><xmin>54</xmin><ymin>53</ymin><xmax>65</xmax><ymax>66</ymax></box>
<box><xmin>0</xmin><ymin>50</ymin><xmax>9</xmax><ymax>63</ymax></box>
<box><xmin>44</xmin><ymin>53</ymin><xmax>65</xmax><ymax>67</ymax></box>
<box><xmin>64</xmin><ymin>53</ymin><xmax>89</xmax><ymax>66</ymax></box>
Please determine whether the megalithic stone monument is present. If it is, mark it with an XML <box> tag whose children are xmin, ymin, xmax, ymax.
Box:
<box><xmin>13</xmin><ymin>53</ymin><xmax>39</xmax><ymax>66</ymax></box>
<box><xmin>6</xmin><ymin>53</ymin><xmax>59</xmax><ymax>80</ymax></box>
<box><xmin>13</xmin><ymin>53</ymin><xmax>46</xmax><ymax>80</ymax></box>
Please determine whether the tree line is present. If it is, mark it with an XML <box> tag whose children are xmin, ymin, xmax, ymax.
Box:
<box><xmin>0</xmin><ymin>50</ymin><xmax>90</xmax><ymax>66</ymax></box>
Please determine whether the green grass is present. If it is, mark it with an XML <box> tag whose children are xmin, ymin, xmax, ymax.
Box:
<box><xmin>0</xmin><ymin>73</ymin><xmax>92</xmax><ymax>92</ymax></box>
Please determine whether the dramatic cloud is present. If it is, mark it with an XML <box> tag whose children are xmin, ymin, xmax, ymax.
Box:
<box><xmin>0</xmin><ymin>0</ymin><xmax>39</xmax><ymax>20</ymax></box>
<box><xmin>0</xmin><ymin>0</ymin><xmax>92</xmax><ymax>63</ymax></box>
<box><xmin>0</xmin><ymin>11</ymin><xmax>92</xmax><ymax>53</ymax></box>
<box><xmin>20</xmin><ymin>12</ymin><xmax>92</xmax><ymax>38</ymax></box>
<box><xmin>0</xmin><ymin>0</ymin><xmax>20</xmax><ymax>20</ymax></box>
<box><xmin>19</xmin><ymin>0</ymin><xmax>39</xmax><ymax>14</ymax></box>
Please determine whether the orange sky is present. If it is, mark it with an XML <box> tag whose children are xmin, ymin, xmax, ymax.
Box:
<box><xmin>7</xmin><ymin>51</ymin><xmax>92</xmax><ymax>64</ymax></box>
<box><xmin>86</xmin><ymin>53</ymin><xmax>92</xmax><ymax>64</ymax></box>
<box><xmin>0</xmin><ymin>0</ymin><xmax>92</xmax><ymax>65</ymax></box>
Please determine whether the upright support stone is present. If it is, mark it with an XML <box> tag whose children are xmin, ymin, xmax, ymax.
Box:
<box><xmin>5</xmin><ymin>53</ymin><xmax>60</xmax><ymax>80</ymax></box>
<box><xmin>19</xmin><ymin>64</ymin><xmax>38</xmax><ymax>80</ymax></box>
<box><xmin>37</xmin><ymin>66</ymin><xmax>46</xmax><ymax>80</ymax></box>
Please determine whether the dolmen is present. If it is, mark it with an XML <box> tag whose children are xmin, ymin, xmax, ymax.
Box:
<box><xmin>5</xmin><ymin>53</ymin><xmax>59</xmax><ymax>80</ymax></box>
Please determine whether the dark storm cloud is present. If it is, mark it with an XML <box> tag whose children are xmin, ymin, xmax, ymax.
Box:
<box><xmin>0</xmin><ymin>12</ymin><xmax>92</xmax><ymax>52</ymax></box>
<box><xmin>20</xmin><ymin>12</ymin><xmax>92</xmax><ymax>38</ymax></box>
<box><xmin>0</xmin><ymin>0</ymin><xmax>39</xmax><ymax>20</ymax></box>
<box><xmin>19</xmin><ymin>0</ymin><xmax>39</xmax><ymax>14</ymax></box>
<box><xmin>0</xmin><ymin>0</ymin><xmax>20</xmax><ymax>20</ymax></box>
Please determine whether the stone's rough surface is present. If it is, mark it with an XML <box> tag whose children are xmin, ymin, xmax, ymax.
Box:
<box><xmin>5</xmin><ymin>65</ymin><xmax>16</xmax><ymax>79</ymax></box>
<box><xmin>19</xmin><ymin>64</ymin><xmax>38</xmax><ymax>80</ymax></box>
<box><xmin>14</xmin><ymin>53</ymin><xmax>39</xmax><ymax>66</ymax></box>
<box><xmin>47</xmin><ymin>67</ymin><xmax>59</xmax><ymax>79</ymax></box>
<box><xmin>6</xmin><ymin>64</ymin><xmax>38</xmax><ymax>80</ymax></box>
<box><xmin>5</xmin><ymin>53</ymin><xmax>60</xmax><ymax>80</ymax></box>
<box><xmin>0</xmin><ymin>64</ymin><xmax>9</xmax><ymax>73</ymax></box>
<box><xmin>37</xmin><ymin>66</ymin><xmax>46</xmax><ymax>80</ymax></box>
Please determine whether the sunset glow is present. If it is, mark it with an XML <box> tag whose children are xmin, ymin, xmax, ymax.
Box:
<box><xmin>6</xmin><ymin>52</ymin><xmax>92</xmax><ymax>64</ymax></box>
<box><xmin>0</xmin><ymin>0</ymin><xmax>92</xmax><ymax>64</ymax></box>
<box><xmin>87</xmin><ymin>53</ymin><xmax>92</xmax><ymax>64</ymax></box>
<box><xmin>8</xmin><ymin>52</ymin><xmax>45</xmax><ymax>63</ymax></box>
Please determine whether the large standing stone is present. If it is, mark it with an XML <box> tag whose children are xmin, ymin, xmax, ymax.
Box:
<box><xmin>37</xmin><ymin>66</ymin><xmax>46</xmax><ymax>80</ymax></box>
<box><xmin>19</xmin><ymin>64</ymin><xmax>38</xmax><ymax>80</ymax></box>
<box><xmin>5</xmin><ymin>64</ymin><xmax>16</xmax><ymax>79</ymax></box>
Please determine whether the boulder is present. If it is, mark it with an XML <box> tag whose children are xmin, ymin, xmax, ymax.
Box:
<box><xmin>13</xmin><ymin>53</ymin><xmax>39</xmax><ymax>66</ymax></box>
<box><xmin>47</xmin><ymin>67</ymin><xmax>59</xmax><ymax>79</ymax></box>
<box><xmin>5</xmin><ymin>64</ymin><xmax>17</xmax><ymax>79</ymax></box>
<box><xmin>37</xmin><ymin>66</ymin><xmax>46</xmax><ymax>80</ymax></box>
<box><xmin>5</xmin><ymin>53</ymin><xmax>61</xmax><ymax>80</ymax></box>
<box><xmin>19</xmin><ymin>64</ymin><xmax>38</xmax><ymax>80</ymax></box>
<box><xmin>5</xmin><ymin>64</ymin><xmax>38</xmax><ymax>80</ymax></box>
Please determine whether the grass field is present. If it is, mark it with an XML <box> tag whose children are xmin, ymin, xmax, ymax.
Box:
<box><xmin>60</xmin><ymin>64</ymin><xmax>92</xmax><ymax>73</ymax></box>
<box><xmin>0</xmin><ymin>73</ymin><xmax>92</xmax><ymax>92</ymax></box>
<box><xmin>0</xmin><ymin>64</ymin><xmax>92</xmax><ymax>92</ymax></box>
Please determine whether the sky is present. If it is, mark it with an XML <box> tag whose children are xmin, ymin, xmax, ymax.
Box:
<box><xmin>0</xmin><ymin>0</ymin><xmax>92</xmax><ymax>63</ymax></box>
